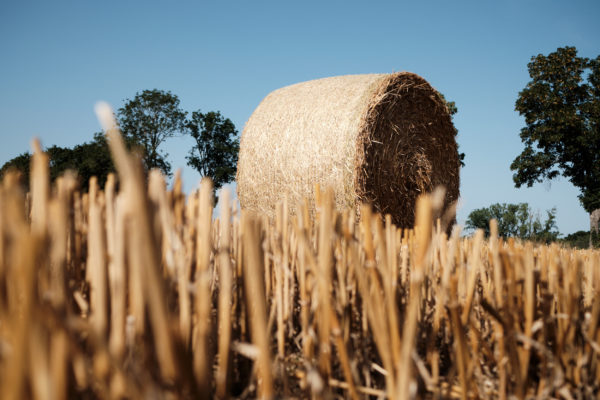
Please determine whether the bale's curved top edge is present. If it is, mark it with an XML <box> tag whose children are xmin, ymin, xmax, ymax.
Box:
<box><xmin>269</xmin><ymin>71</ymin><xmax>418</xmax><ymax>94</ymax></box>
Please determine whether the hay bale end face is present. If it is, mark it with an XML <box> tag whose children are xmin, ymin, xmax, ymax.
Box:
<box><xmin>236</xmin><ymin>72</ymin><xmax>460</xmax><ymax>228</ymax></box>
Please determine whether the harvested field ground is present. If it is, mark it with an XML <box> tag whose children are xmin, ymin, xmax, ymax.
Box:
<box><xmin>0</xmin><ymin>117</ymin><xmax>599</xmax><ymax>399</ymax></box>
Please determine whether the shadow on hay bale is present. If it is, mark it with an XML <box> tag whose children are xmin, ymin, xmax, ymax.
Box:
<box><xmin>236</xmin><ymin>72</ymin><xmax>460</xmax><ymax>229</ymax></box>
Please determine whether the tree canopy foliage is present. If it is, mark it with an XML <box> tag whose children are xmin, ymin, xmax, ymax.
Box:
<box><xmin>118</xmin><ymin>89</ymin><xmax>187</xmax><ymax>177</ymax></box>
<box><xmin>186</xmin><ymin>111</ymin><xmax>239</xmax><ymax>198</ymax></box>
<box><xmin>0</xmin><ymin>133</ymin><xmax>114</xmax><ymax>192</ymax></box>
<box><xmin>0</xmin><ymin>152</ymin><xmax>31</xmax><ymax>188</ymax></box>
<box><xmin>465</xmin><ymin>202</ymin><xmax>559</xmax><ymax>243</ymax></box>
<box><xmin>560</xmin><ymin>230</ymin><xmax>600</xmax><ymax>249</ymax></box>
<box><xmin>511</xmin><ymin>46</ymin><xmax>600</xmax><ymax>215</ymax></box>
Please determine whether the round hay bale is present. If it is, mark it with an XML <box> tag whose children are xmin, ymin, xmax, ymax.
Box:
<box><xmin>236</xmin><ymin>72</ymin><xmax>460</xmax><ymax>228</ymax></box>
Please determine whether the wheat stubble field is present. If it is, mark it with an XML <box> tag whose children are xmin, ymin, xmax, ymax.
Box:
<box><xmin>0</xmin><ymin>107</ymin><xmax>599</xmax><ymax>399</ymax></box>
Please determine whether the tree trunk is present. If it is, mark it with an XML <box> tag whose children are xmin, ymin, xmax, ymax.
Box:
<box><xmin>590</xmin><ymin>209</ymin><xmax>600</xmax><ymax>248</ymax></box>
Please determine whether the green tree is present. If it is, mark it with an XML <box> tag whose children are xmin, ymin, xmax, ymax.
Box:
<box><xmin>186</xmin><ymin>111</ymin><xmax>239</xmax><ymax>200</ymax></box>
<box><xmin>118</xmin><ymin>89</ymin><xmax>187</xmax><ymax>177</ymax></box>
<box><xmin>0</xmin><ymin>152</ymin><xmax>31</xmax><ymax>189</ymax></box>
<box><xmin>0</xmin><ymin>133</ymin><xmax>115</xmax><ymax>192</ymax></box>
<box><xmin>465</xmin><ymin>202</ymin><xmax>559</xmax><ymax>243</ymax></box>
<box><xmin>511</xmin><ymin>46</ymin><xmax>600</xmax><ymax>241</ymax></box>
<box><xmin>561</xmin><ymin>230</ymin><xmax>600</xmax><ymax>249</ymax></box>
<box><xmin>66</xmin><ymin>133</ymin><xmax>115</xmax><ymax>191</ymax></box>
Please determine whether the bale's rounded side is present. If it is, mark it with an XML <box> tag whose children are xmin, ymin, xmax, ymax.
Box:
<box><xmin>236</xmin><ymin>72</ymin><xmax>460</xmax><ymax>228</ymax></box>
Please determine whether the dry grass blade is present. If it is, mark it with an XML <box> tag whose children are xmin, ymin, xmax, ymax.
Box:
<box><xmin>30</xmin><ymin>138</ymin><xmax>49</xmax><ymax>234</ymax></box>
<box><xmin>194</xmin><ymin>178</ymin><xmax>214</xmax><ymax>394</ymax></box>
<box><xmin>397</xmin><ymin>194</ymin><xmax>432</xmax><ymax>400</ymax></box>
<box><xmin>317</xmin><ymin>187</ymin><xmax>334</xmax><ymax>381</ymax></box>
<box><xmin>216</xmin><ymin>188</ymin><xmax>233</xmax><ymax>399</ymax></box>
<box><xmin>87</xmin><ymin>177</ymin><xmax>108</xmax><ymax>340</ymax></box>
<box><xmin>242</xmin><ymin>212</ymin><xmax>274</xmax><ymax>399</ymax></box>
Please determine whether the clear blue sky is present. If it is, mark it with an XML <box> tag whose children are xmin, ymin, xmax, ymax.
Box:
<box><xmin>1</xmin><ymin>0</ymin><xmax>599</xmax><ymax>234</ymax></box>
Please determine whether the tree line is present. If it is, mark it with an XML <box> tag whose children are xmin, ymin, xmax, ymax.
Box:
<box><xmin>0</xmin><ymin>89</ymin><xmax>239</xmax><ymax>198</ymax></box>
<box><xmin>465</xmin><ymin>203</ymin><xmax>560</xmax><ymax>243</ymax></box>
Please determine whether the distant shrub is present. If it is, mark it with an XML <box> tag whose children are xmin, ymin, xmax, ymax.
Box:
<box><xmin>560</xmin><ymin>230</ymin><xmax>600</xmax><ymax>249</ymax></box>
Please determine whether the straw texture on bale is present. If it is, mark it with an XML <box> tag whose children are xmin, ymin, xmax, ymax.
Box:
<box><xmin>236</xmin><ymin>72</ymin><xmax>460</xmax><ymax>228</ymax></box>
